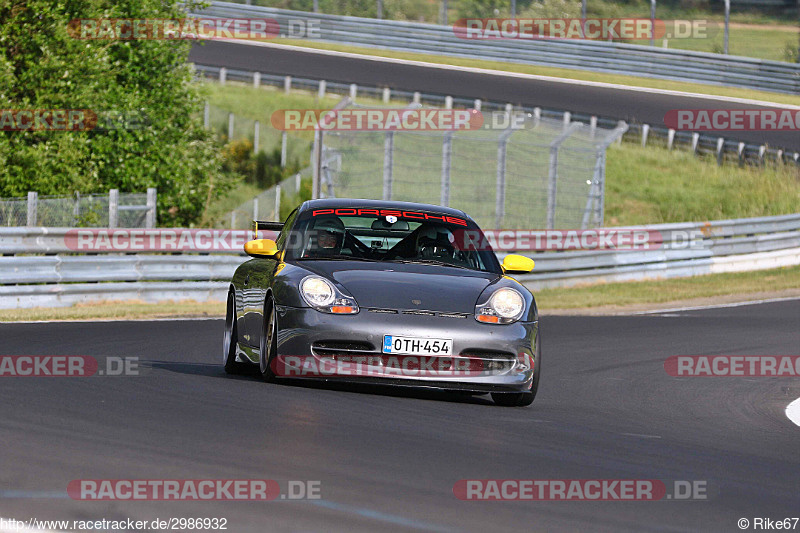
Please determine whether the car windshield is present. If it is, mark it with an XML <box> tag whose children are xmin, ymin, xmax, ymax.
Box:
<box><xmin>285</xmin><ymin>207</ymin><xmax>501</xmax><ymax>273</ymax></box>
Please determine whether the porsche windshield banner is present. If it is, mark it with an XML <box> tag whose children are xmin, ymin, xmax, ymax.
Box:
<box><xmin>310</xmin><ymin>208</ymin><xmax>469</xmax><ymax>226</ymax></box>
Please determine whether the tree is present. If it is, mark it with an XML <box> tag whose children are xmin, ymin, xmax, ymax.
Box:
<box><xmin>0</xmin><ymin>0</ymin><xmax>235</xmax><ymax>226</ymax></box>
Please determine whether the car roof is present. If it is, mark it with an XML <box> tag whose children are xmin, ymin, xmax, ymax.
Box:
<box><xmin>299</xmin><ymin>198</ymin><xmax>470</xmax><ymax>219</ymax></box>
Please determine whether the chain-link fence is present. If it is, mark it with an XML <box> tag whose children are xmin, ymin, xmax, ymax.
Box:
<box><xmin>225</xmin><ymin>168</ymin><xmax>311</xmax><ymax>229</ymax></box>
<box><xmin>205</xmin><ymin>103</ymin><xmax>310</xmax><ymax>169</ymax></box>
<box><xmin>315</xmin><ymin>103</ymin><xmax>627</xmax><ymax>229</ymax></box>
<box><xmin>0</xmin><ymin>189</ymin><xmax>157</xmax><ymax>228</ymax></box>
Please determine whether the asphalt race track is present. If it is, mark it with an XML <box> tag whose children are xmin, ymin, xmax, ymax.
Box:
<box><xmin>1</xmin><ymin>300</ymin><xmax>798</xmax><ymax>532</ymax></box>
<box><xmin>188</xmin><ymin>41</ymin><xmax>800</xmax><ymax>152</ymax></box>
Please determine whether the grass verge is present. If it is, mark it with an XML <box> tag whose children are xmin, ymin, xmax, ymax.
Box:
<box><xmin>0</xmin><ymin>300</ymin><xmax>225</xmax><ymax>323</ymax></box>
<box><xmin>604</xmin><ymin>143</ymin><xmax>800</xmax><ymax>225</ymax></box>
<box><xmin>655</xmin><ymin>25</ymin><xmax>798</xmax><ymax>61</ymax></box>
<box><xmin>201</xmin><ymin>181</ymin><xmax>262</xmax><ymax>227</ymax></box>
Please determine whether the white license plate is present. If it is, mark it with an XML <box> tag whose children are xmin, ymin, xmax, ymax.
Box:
<box><xmin>382</xmin><ymin>335</ymin><xmax>453</xmax><ymax>356</ymax></box>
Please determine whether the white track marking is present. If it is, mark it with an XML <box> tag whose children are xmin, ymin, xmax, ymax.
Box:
<box><xmin>633</xmin><ymin>296</ymin><xmax>800</xmax><ymax>315</ymax></box>
<box><xmin>787</xmin><ymin>397</ymin><xmax>800</xmax><ymax>428</ymax></box>
<box><xmin>212</xmin><ymin>39</ymin><xmax>800</xmax><ymax>109</ymax></box>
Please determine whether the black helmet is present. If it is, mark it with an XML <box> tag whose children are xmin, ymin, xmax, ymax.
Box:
<box><xmin>312</xmin><ymin>216</ymin><xmax>345</xmax><ymax>253</ymax></box>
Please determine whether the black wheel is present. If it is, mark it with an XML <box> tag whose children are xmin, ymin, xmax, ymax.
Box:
<box><xmin>491</xmin><ymin>334</ymin><xmax>540</xmax><ymax>407</ymax></box>
<box><xmin>259</xmin><ymin>297</ymin><xmax>279</xmax><ymax>382</ymax></box>
<box><xmin>223</xmin><ymin>291</ymin><xmax>247</xmax><ymax>374</ymax></box>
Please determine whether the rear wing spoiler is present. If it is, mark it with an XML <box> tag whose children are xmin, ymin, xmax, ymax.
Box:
<box><xmin>252</xmin><ymin>220</ymin><xmax>284</xmax><ymax>238</ymax></box>
<box><xmin>253</xmin><ymin>220</ymin><xmax>284</xmax><ymax>232</ymax></box>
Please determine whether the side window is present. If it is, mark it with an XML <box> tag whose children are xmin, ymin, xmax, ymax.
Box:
<box><xmin>275</xmin><ymin>208</ymin><xmax>298</xmax><ymax>251</ymax></box>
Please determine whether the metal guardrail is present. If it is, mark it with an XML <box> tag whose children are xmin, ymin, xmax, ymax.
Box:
<box><xmin>194</xmin><ymin>64</ymin><xmax>800</xmax><ymax>166</ymax></box>
<box><xmin>0</xmin><ymin>255</ymin><xmax>244</xmax><ymax>285</ymax></box>
<box><xmin>1</xmin><ymin>281</ymin><xmax>228</xmax><ymax>310</ymax></box>
<box><xmin>195</xmin><ymin>2</ymin><xmax>800</xmax><ymax>94</ymax></box>
<box><xmin>1</xmin><ymin>213</ymin><xmax>799</xmax><ymax>307</ymax></box>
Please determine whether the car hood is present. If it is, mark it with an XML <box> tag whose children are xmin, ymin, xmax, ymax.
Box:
<box><xmin>298</xmin><ymin>260</ymin><xmax>498</xmax><ymax>313</ymax></box>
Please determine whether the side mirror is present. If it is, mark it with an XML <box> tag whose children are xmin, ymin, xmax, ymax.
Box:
<box><xmin>244</xmin><ymin>239</ymin><xmax>279</xmax><ymax>258</ymax></box>
<box><xmin>501</xmin><ymin>254</ymin><xmax>534</xmax><ymax>274</ymax></box>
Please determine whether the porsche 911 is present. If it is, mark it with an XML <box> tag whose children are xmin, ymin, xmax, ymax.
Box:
<box><xmin>223</xmin><ymin>198</ymin><xmax>540</xmax><ymax>406</ymax></box>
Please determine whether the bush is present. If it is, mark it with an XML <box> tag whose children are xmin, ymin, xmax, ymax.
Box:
<box><xmin>221</xmin><ymin>137</ymin><xmax>302</xmax><ymax>190</ymax></box>
<box><xmin>0</xmin><ymin>0</ymin><xmax>236</xmax><ymax>227</ymax></box>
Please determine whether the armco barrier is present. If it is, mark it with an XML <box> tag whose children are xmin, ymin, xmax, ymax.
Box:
<box><xmin>1</xmin><ymin>213</ymin><xmax>799</xmax><ymax>308</ymax></box>
<box><xmin>0</xmin><ymin>281</ymin><xmax>228</xmax><ymax>310</ymax></box>
<box><xmin>0</xmin><ymin>255</ymin><xmax>245</xmax><ymax>285</ymax></box>
<box><xmin>194</xmin><ymin>2</ymin><xmax>800</xmax><ymax>94</ymax></box>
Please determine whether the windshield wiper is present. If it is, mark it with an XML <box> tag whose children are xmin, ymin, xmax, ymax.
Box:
<box><xmin>385</xmin><ymin>259</ymin><xmax>473</xmax><ymax>270</ymax></box>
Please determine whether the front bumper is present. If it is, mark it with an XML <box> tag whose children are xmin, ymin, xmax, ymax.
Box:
<box><xmin>270</xmin><ymin>305</ymin><xmax>538</xmax><ymax>393</ymax></box>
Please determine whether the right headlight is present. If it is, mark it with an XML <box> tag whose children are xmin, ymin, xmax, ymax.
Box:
<box><xmin>475</xmin><ymin>288</ymin><xmax>525</xmax><ymax>324</ymax></box>
<box><xmin>300</xmin><ymin>276</ymin><xmax>359</xmax><ymax>314</ymax></box>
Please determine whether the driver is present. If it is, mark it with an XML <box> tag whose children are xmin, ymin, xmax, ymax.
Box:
<box><xmin>311</xmin><ymin>216</ymin><xmax>346</xmax><ymax>256</ymax></box>
<box><xmin>415</xmin><ymin>225</ymin><xmax>455</xmax><ymax>259</ymax></box>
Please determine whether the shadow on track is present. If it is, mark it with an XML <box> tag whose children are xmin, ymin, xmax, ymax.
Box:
<box><xmin>147</xmin><ymin>360</ymin><xmax>496</xmax><ymax>406</ymax></box>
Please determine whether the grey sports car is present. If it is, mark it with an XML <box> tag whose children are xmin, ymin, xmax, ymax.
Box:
<box><xmin>223</xmin><ymin>198</ymin><xmax>540</xmax><ymax>406</ymax></box>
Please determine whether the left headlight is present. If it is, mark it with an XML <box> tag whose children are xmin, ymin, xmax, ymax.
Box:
<box><xmin>300</xmin><ymin>276</ymin><xmax>359</xmax><ymax>314</ymax></box>
<box><xmin>475</xmin><ymin>288</ymin><xmax>525</xmax><ymax>324</ymax></box>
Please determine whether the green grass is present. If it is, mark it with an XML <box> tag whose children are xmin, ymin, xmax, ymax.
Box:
<box><xmin>578</xmin><ymin>0</ymin><xmax>796</xmax><ymax>27</ymax></box>
<box><xmin>604</xmin><ymin>143</ymin><xmax>800</xmax><ymax>225</ymax></box>
<box><xmin>0</xmin><ymin>300</ymin><xmax>226</xmax><ymax>322</ymax></box>
<box><xmin>534</xmin><ymin>264</ymin><xmax>800</xmax><ymax>310</ymax></box>
<box><xmin>264</xmin><ymin>38</ymin><xmax>800</xmax><ymax>106</ymax></box>
<box><xmin>201</xmin><ymin>180</ymin><xmax>262</xmax><ymax>227</ymax></box>
<box><xmin>200</xmin><ymin>80</ymin><xmax>396</xmax><ymax>166</ymax></box>
<box><xmin>654</xmin><ymin>25</ymin><xmax>798</xmax><ymax>61</ymax></box>
<box><xmin>200</xmin><ymin>82</ymin><xmax>320</xmax><ymax>165</ymax></box>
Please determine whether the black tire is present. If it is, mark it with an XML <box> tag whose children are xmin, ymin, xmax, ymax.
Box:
<box><xmin>491</xmin><ymin>334</ymin><xmax>541</xmax><ymax>407</ymax></box>
<box><xmin>259</xmin><ymin>297</ymin><xmax>279</xmax><ymax>382</ymax></box>
<box><xmin>223</xmin><ymin>291</ymin><xmax>247</xmax><ymax>374</ymax></box>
